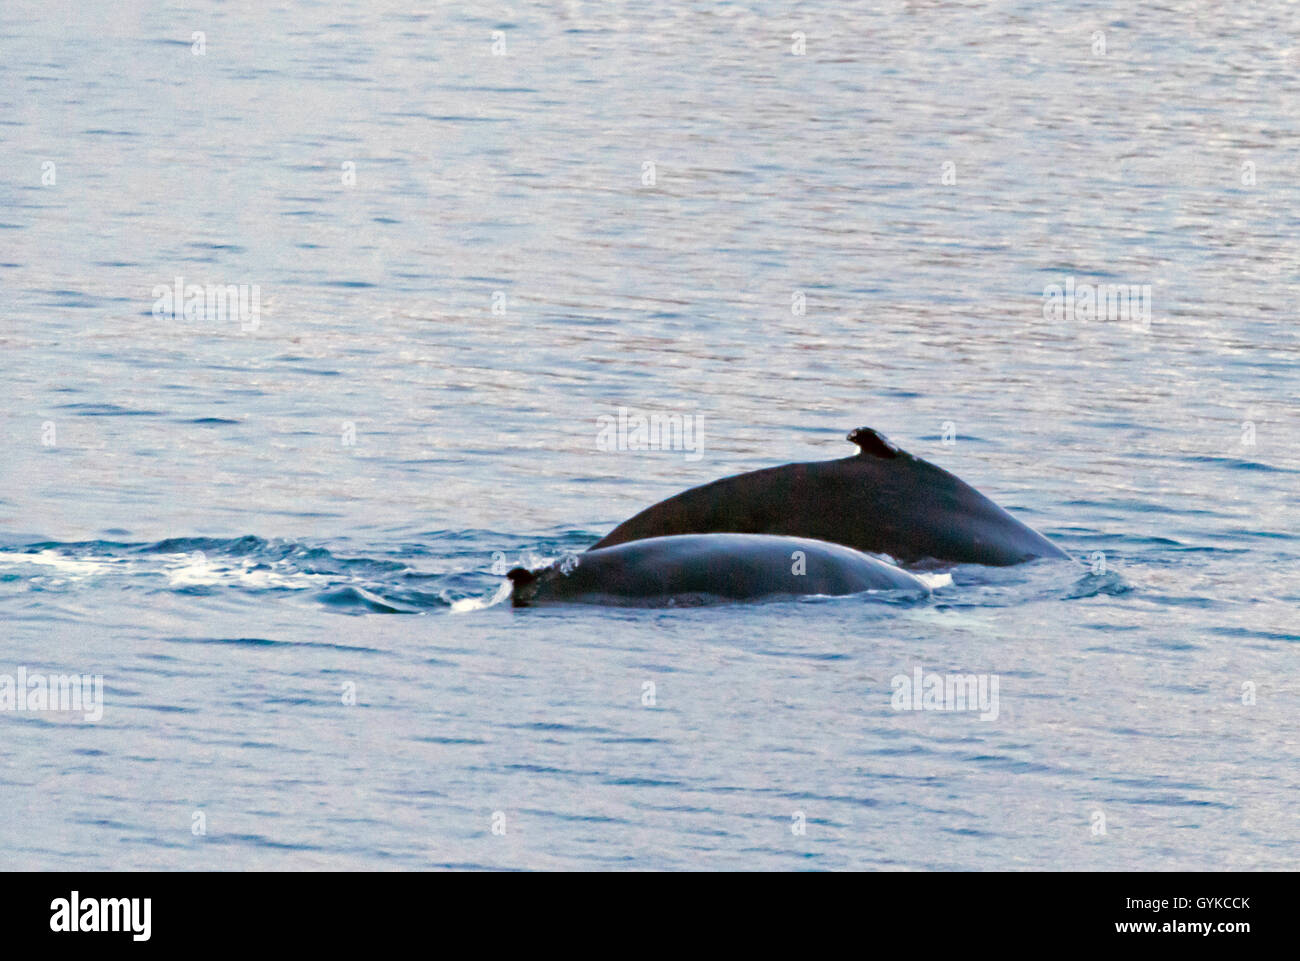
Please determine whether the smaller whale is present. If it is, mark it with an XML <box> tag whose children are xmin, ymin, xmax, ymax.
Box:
<box><xmin>507</xmin><ymin>533</ymin><xmax>930</xmax><ymax>607</ymax></box>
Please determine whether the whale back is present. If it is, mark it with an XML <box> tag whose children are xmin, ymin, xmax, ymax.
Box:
<box><xmin>589</xmin><ymin>428</ymin><xmax>1066</xmax><ymax>567</ymax></box>
<box><xmin>512</xmin><ymin>533</ymin><xmax>927</xmax><ymax>606</ymax></box>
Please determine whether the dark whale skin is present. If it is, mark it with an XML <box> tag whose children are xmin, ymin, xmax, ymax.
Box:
<box><xmin>508</xmin><ymin>533</ymin><xmax>929</xmax><ymax>607</ymax></box>
<box><xmin>589</xmin><ymin>427</ymin><xmax>1068</xmax><ymax>568</ymax></box>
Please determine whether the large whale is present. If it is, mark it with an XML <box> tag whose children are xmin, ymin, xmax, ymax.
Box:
<box><xmin>507</xmin><ymin>533</ymin><xmax>930</xmax><ymax>607</ymax></box>
<box><xmin>590</xmin><ymin>427</ymin><xmax>1067</xmax><ymax>567</ymax></box>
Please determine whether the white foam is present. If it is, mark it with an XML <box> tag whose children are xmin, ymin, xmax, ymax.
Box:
<box><xmin>0</xmin><ymin>550</ymin><xmax>115</xmax><ymax>578</ymax></box>
<box><xmin>164</xmin><ymin>553</ymin><xmax>329</xmax><ymax>590</ymax></box>
<box><xmin>450</xmin><ymin>579</ymin><xmax>513</xmax><ymax>613</ymax></box>
<box><xmin>916</xmin><ymin>572</ymin><xmax>953</xmax><ymax>590</ymax></box>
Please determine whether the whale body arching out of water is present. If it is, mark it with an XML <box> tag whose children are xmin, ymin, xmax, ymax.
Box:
<box><xmin>505</xmin><ymin>427</ymin><xmax>1066</xmax><ymax>608</ymax></box>
<box><xmin>590</xmin><ymin>427</ymin><xmax>1067</xmax><ymax>568</ymax></box>
<box><xmin>508</xmin><ymin>533</ymin><xmax>930</xmax><ymax>607</ymax></box>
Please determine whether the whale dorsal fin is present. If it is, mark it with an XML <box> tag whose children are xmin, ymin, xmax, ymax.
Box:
<box><xmin>847</xmin><ymin>426</ymin><xmax>900</xmax><ymax>459</ymax></box>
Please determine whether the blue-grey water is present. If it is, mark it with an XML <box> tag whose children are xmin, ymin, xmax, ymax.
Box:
<box><xmin>2</xmin><ymin>1</ymin><xmax>1298</xmax><ymax>870</ymax></box>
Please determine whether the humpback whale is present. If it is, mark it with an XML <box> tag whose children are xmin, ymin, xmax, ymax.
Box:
<box><xmin>590</xmin><ymin>427</ymin><xmax>1067</xmax><ymax>567</ymax></box>
<box><xmin>508</xmin><ymin>533</ymin><xmax>930</xmax><ymax>607</ymax></box>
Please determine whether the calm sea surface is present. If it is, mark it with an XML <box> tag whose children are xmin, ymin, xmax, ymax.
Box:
<box><xmin>1</xmin><ymin>1</ymin><xmax>1298</xmax><ymax>869</ymax></box>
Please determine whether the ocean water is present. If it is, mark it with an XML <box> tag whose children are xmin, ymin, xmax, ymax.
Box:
<box><xmin>2</xmin><ymin>0</ymin><xmax>1298</xmax><ymax>870</ymax></box>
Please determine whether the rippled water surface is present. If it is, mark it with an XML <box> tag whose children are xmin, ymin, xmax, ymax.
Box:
<box><xmin>2</xmin><ymin>1</ymin><xmax>1298</xmax><ymax>870</ymax></box>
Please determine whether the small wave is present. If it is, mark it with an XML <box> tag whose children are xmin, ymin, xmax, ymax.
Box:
<box><xmin>0</xmin><ymin>536</ymin><xmax>497</xmax><ymax>610</ymax></box>
<box><xmin>316</xmin><ymin>586</ymin><xmax>423</xmax><ymax>614</ymax></box>
<box><xmin>1063</xmin><ymin>570</ymin><xmax>1133</xmax><ymax>599</ymax></box>
<box><xmin>450</xmin><ymin>580</ymin><xmax>513</xmax><ymax>613</ymax></box>
<box><xmin>141</xmin><ymin>535</ymin><xmax>272</xmax><ymax>556</ymax></box>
